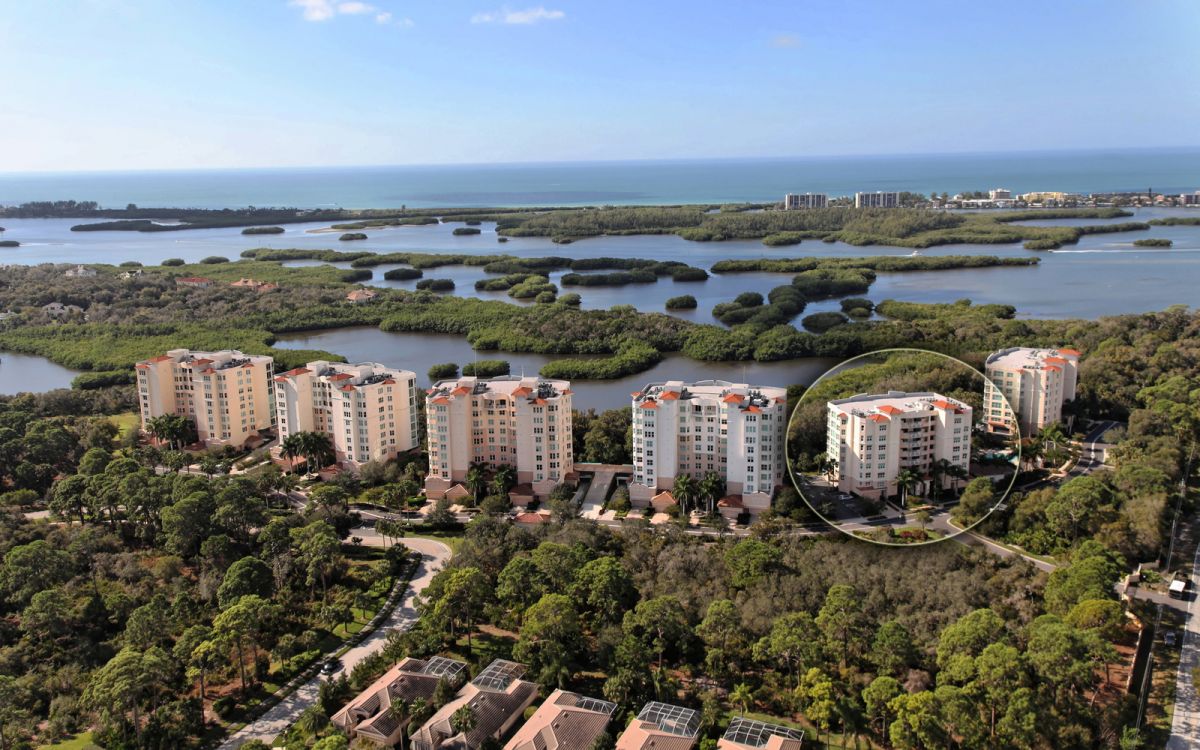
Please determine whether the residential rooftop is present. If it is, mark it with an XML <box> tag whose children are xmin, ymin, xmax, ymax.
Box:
<box><xmin>721</xmin><ymin>717</ymin><xmax>805</xmax><ymax>749</ymax></box>
<box><xmin>828</xmin><ymin>391</ymin><xmax>968</xmax><ymax>418</ymax></box>
<box><xmin>985</xmin><ymin>346</ymin><xmax>1081</xmax><ymax>370</ymax></box>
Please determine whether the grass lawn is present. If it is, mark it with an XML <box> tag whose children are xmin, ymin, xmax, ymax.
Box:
<box><xmin>37</xmin><ymin>732</ymin><xmax>97</xmax><ymax>750</ymax></box>
<box><xmin>108</xmin><ymin>411</ymin><xmax>140</xmax><ymax>433</ymax></box>
<box><xmin>407</xmin><ymin>531</ymin><xmax>465</xmax><ymax>555</ymax></box>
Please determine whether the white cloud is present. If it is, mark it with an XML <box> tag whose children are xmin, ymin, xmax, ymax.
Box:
<box><xmin>337</xmin><ymin>1</ymin><xmax>374</xmax><ymax>15</ymax></box>
<box><xmin>290</xmin><ymin>0</ymin><xmax>336</xmax><ymax>21</ymax></box>
<box><xmin>471</xmin><ymin>6</ymin><xmax>565</xmax><ymax>25</ymax></box>
<box><xmin>290</xmin><ymin>0</ymin><xmax>397</xmax><ymax>22</ymax></box>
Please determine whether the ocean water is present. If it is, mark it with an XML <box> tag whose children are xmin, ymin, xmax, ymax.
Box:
<box><xmin>1</xmin><ymin>149</ymin><xmax>1198</xmax><ymax>209</ymax></box>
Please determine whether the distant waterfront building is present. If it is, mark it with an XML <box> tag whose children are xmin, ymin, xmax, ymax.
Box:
<box><xmin>988</xmin><ymin>188</ymin><xmax>1012</xmax><ymax>200</ymax></box>
<box><xmin>826</xmin><ymin>391</ymin><xmax>972</xmax><ymax>499</ymax></box>
<box><xmin>1180</xmin><ymin>191</ymin><xmax>1200</xmax><ymax>206</ymax></box>
<box><xmin>503</xmin><ymin>690</ymin><xmax>617</xmax><ymax>750</ymax></box>
<box><xmin>331</xmin><ymin>656</ymin><xmax>468</xmax><ymax>746</ymax></box>
<box><xmin>424</xmin><ymin>376</ymin><xmax>574</xmax><ymax>501</ymax></box>
<box><xmin>983</xmin><ymin>347</ymin><xmax>1080</xmax><ymax>436</ymax></box>
<box><xmin>784</xmin><ymin>192</ymin><xmax>828</xmax><ymax>209</ymax></box>
<box><xmin>1019</xmin><ymin>191</ymin><xmax>1072</xmax><ymax>205</ymax></box>
<box><xmin>136</xmin><ymin>349</ymin><xmax>275</xmax><ymax>449</ymax></box>
<box><xmin>411</xmin><ymin>660</ymin><xmax>539</xmax><ymax>750</ymax></box>
<box><xmin>720</xmin><ymin>717</ymin><xmax>805</xmax><ymax>749</ymax></box>
<box><xmin>64</xmin><ymin>264</ymin><xmax>97</xmax><ymax>278</ymax></box>
<box><xmin>854</xmin><ymin>191</ymin><xmax>900</xmax><ymax>209</ymax></box>
<box><xmin>630</xmin><ymin>380</ymin><xmax>788</xmax><ymax>514</ymax></box>
<box><xmin>274</xmin><ymin>360</ymin><xmax>419</xmax><ymax>469</ymax></box>
<box><xmin>616</xmin><ymin>702</ymin><xmax>700</xmax><ymax>750</ymax></box>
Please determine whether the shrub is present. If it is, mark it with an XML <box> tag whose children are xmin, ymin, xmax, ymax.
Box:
<box><xmin>840</xmin><ymin>297</ymin><xmax>875</xmax><ymax>314</ymax></box>
<box><xmin>762</xmin><ymin>231</ymin><xmax>805</xmax><ymax>246</ymax></box>
<box><xmin>384</xmin><ymin>268</ymin><xmax>423</xmax><ymax>280</ymax></box>
<box><xmin>558</xmin><ymin>293</ymin><xmax>582</xmax><ymax>306</ymax></box>
<box><xmin>162</xmin><ymin>258</ymin><xmax>185</xmax><ymax>266</ymax></box>
<box><xmin>242</xmin><ymin>226</ymin><xmax>285</xmax><ymax>235</ymax></box>
<box><xmin>540</xmin><ymin>341</ymin><xmax>662</xmax><ymax>380</ymax></box>
<box><xmin>462</xmin><ymin>359</ymin><xmax>510</xmax><ymax>377</ymax></box>
<box><xmin>339</xmin><ymin>269</ymin><xmax>373</xmax><ymax>283</ymax></box>
<box><xmin>199</xmin><ymin>255</ymin><xmax>229</xmax><ymax>264</ymax></box>
<box><xmin>734</xmin><ymin>291</ymin><xmax>764</xmax><ymax>307</ymax></box>
<box><xmin>1133</xmin><ymin>238</ymin><xmax>1172</xmax><ymax>247</ymax></box>
<box><xmin>415</xmin><ymin>278</ymin><xmax>455</xmax><ymax>292</ymax></box>
<box><xmin>535</xmin><ymin>291</ymin><xmax>557</xmax><ymax>303</ymax></box>
<box><xmin>427</xmin><ymin>363</ymin><xmax>459</xmax><ymax>380</ymax></box>
<box><xmin>670</xmin><ymin>266</ymin><xmax>709</xmax><ymax>282</ymax></box>
<box><xmin>802</xmin><ymin>311</ymin><xmax>850</xmax><ymax>332</ymax></box>
<box><xmin>1024</xmin><ymin>238</ymin><xmax>1061</xmax><ymax>250</ymax></box>
<box><xmin>665</xmin><ymin>295</ymin><xmax>698</xmax><ymax>310</ymax></box>
<box><xmin>0</xmin><ymin>241</ymin><xmax>19</xmax><ymax>248</ymax></box>
<box><xmin>119</xmin><ymin>260</ymin><xmax>143</xmax><ymax>267</ymax></box>
<box><xmin>72</xmin><ymin>371</ymin><xmax>136</xmax><ymax>390</ymax></box>
<box><xmin>339</xmin><ymin>232</ymin><xmax>368</xmax><ymax>241</ymax></box>
<box><xmin>453</xmin><ymin>227</ymin><xmax>482</xmax><ymax>236</ymax></box>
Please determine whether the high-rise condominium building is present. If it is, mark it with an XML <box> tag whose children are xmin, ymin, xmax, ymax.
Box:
<box><xmin>135</xmin><ymin>349</ymin><xmax>275</xmax><ymax>449</ymax></box>
<box><xmin>854</xmin><ymin>191</ymin><xmax>900</xmax><ymax>208</ymax></box>
<box><xmin>274</xmin><ymin>361</ymin><xmax>419</xmax><ymax>468</ymax></box>
<box><xmin>983</xmin><ymin>347</ymin><xmax>1079</xmax><ymax>436</ymax></box>
<box><xmin>989</xmin><ymin>188</ymin><xmax>1012</xmax><ymax>200</ymax></box>
<box><xmin>784</xmin><ymin>192</ymin><xmax>828</xmax><ymax>209</ymax></box>
<box><xmin>827</xmin><ymin>391</ymin><xmax>972</xmax><ymax>499</ymax></box>
<box><xmin>630</xmin><ymin>380</ymin><xmax>788</xmax><ymax>512</ymax></box>
<box><xmin>424</xmin><ymin>376</ymin><xmax>573</xmax><ymax>500</ymax></box>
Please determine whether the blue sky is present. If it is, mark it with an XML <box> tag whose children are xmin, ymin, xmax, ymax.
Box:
<box><xmin>1</xmin><ymin>1</ymin><xmax>1197</xmax><ymax>172</ymax></box>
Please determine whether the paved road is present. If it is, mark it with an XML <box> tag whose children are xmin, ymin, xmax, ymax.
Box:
<box><xmin>1168</xmin><ymin>542</ymin><xmax>1200</xmax><ymax>749</ymax></box>
<box><xmin>218</xmin><ymin>534</ymin><xmax>451</xmax><ymax>750</ymax></box>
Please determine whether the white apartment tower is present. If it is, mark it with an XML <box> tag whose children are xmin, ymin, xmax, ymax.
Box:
<box><xmin>983</xmin><ymin>347</ymin><xmax>1080</xmax><ymax>436</ymax></box>
<box><xmin>274</xmin><ymin>361</ymin><xmax>419</xmax><ymax>469</ymax></box>
<box><xmin>135</xmin><ymin>349</ymin><xmax>275</xmax><ymax>449</ymax></box>
<box><xmin>854</xmin><ymin>191</ymin><xmax>900</xmax><ymax>208</ymax></box>
<box><xmin>424</xmin><ymin>376</ymin><xmax>573</xmax><ymax>501</ymax></box>
<box><xmin>630</xmin><ymin>380</ymin><xmax>788</xmax><ymax>513</ymax></box>
<box><xmin>826</xmin><ymin>391</ymin><xmax>972</xmax><ymax>500</ymax></box>
<box><xmin>784</xmin><ymin>192</ymin><xmax>828</xmax><ymax>209</ymax></box>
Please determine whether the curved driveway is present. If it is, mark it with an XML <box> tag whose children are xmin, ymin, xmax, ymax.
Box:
<box><xmin>218</xmin><ymin>533</ymin><xmax>451</xmax><ymax>749</ymax></box>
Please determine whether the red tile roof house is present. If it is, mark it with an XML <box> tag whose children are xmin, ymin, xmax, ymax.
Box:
<box><xmin>615</xmin><ymin>702</ymin><xmax>701</xmax><ymax>750</ymax></box>
<box><xmin>503</xmin><ymin>690</ymin><xmax>617</xmax><ymax>750</ymax></box>
<box><xmin>411</xmin><ymin>660</ymin><xmax>539</xmax><ymax>750</ymax></box>
<box><xmin>718</xmin><ymin>717</ymin><xmax>805</xmax><ymax>749</ymax></box>
<box><xmin>331</xmin><ymin>656</ymin><xmax>468</xmax><ymax>746</ymax></box>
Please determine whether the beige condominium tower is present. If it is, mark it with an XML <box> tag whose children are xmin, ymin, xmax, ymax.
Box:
<box><xmin>827</xmin><ymin>391</ymin><xmax>972</xmax><ymax>499</ymax></box>
<box><xmin>135</xmin><ymin>349</ymin><xmax>275</xmax><ymax>449</ymax></box>
<box><xmin>630</xmin><ymin>380</ymin><xmax>788</xmax><ymax>514</ymax></box>
<box><xmin>424</xmin><ymin>376</ymin><xmax>573</xmax><ymax>501</ymax></box>
<box><xmin>274</xmin><ymin>361</ymin><xmax>419</xmax><ymax>469</ymax></box>
<box><xmin>983</xmin><ymin>347</ymin><xmax>1079</xmax><ymax>436</ymax></box>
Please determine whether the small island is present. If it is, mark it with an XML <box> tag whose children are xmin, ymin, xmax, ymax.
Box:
<box><xmin>1133</xmin><ymin>238</ymin><xmax>1172</xmax><ymax>247</ymax></box>
<box><xmin>0</xmin><ymin>240</ymin><xmax>19</xmax><ymax>248</ymax></box>
<box><xmin>339</xmin><ymin>232</ymin><xmax>368</xmax><ymax>241</ymax></box>
<box><xmin>665</xmin><ymin>294</ymin><xmax>698</xmax><ymax>310</ymax></box>
<box><xmin>241</xmin><ymin>226</ymin><xmax>285</xmax><ymax>235</ymax></box>
<box><xmin>383</xmin><ymin>267</ymin><xmax>423</xmax><ymax>280</ymax></box>
<box><xmin>416</xmin><ymin>278</ymin><xmax>455</xmax><ymax>291</ymax></box>
<box><xmin>452</xmin><ymin>227</ymin><xmax>482</xmax><ymax>236</ymax></box>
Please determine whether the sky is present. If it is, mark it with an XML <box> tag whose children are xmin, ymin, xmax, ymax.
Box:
<box><xmin>1</xmin><ymin>1</ymin><xmax>1198</xmax><ymax>172</ymax></box>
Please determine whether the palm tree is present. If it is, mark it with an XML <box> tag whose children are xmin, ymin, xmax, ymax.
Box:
<box><xmin>822</xmin><ymin>455</ymin><xmax>839</xmax><ymax>481</ymax></box>
<box><xmin>672</xmin><ymin>473</ymin><xmax>698</xmax><ymax>516</ymax></box>
<box><xmin>895</xmin><ymin>468</ymin><xmax>920</xmax><ymax>509</ymax></box>
<box><xmin>465</xmin><ymin>463</ymin><xmax>487</xmax><ymax>505</ymax></box>
<box><xmin>298</xmin><ymin>431</ymin><xmax>334</xmax><ymax>473</ymax></box>
<box><xmin>930</xmin><ymin>459</ymin><xmax>953</xmax><ymax>503</ymax></box>
<box><xmin>450</xmin><ymin>705</ymin><xmax>475</xmax><ymax>736</ymax></box>
<box><xmin>388</xmin><ymin>699</ymin><xmax>410</xmax><ymax>749</ymax></box>
<box><xmin>699</xmin><ymin>471</ymin><xmax>725</xmax><ymax>516</ymax></box>
<box><xmin>730</xmin><ymin>682</ymin><xmax>754</xmax><ymax>716</ymax></box>
<box><xmin>946</xmin><ymin>463</ymin><xmax>969</xmax><ymax>495</ymax></box>
<box><xmin>281</xmin><ymin>433</ymin><xmax>305</xmax><ymax>473</ymax></box>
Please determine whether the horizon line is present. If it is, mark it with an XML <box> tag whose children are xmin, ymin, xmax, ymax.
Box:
<box><xmin>3</xmin><ymin>144</ymin><xmax>1199</xmax><ymax>178</ymax></box>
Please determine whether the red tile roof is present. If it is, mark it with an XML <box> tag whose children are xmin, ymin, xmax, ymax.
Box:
<box><xmin>639</xmin><ymin>399</ymin><xmax>659</xmax><ymax>409</ymax></box>
<box><xmin>659</xmin><ymin>390</ymin><xmax>680</xmax><ymax>401</ymax></box>
<box><xmin>868</xmin><ymin>414</ymin><xmax>890</xmax><ymax>423</ymax></box>
<box><xmin>722</xmin><ymin>393</ymin><xmax>745</xmax><ymax>403</ymax></box>
<box><xmin>878</xmin><ymin>405</ymin><xmax>903</xmax><ymax>415</ymax></box>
